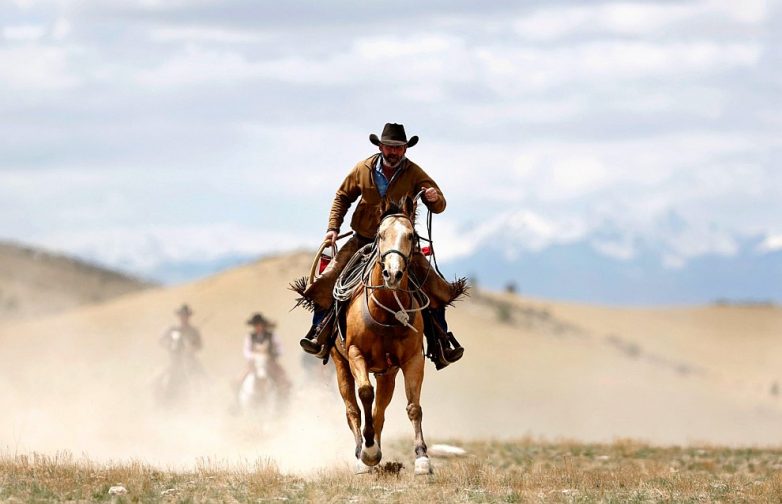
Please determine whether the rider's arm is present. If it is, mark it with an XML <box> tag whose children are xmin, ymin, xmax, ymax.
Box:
<box><xmin>328</xmin><ymin>165</ymin><xmax>362</xmax><ymax>233</ymax></box>
<box><xmin>412</xmin><ymin>165</ymin><xmax>446</xmax><ymax>213</ymax></box>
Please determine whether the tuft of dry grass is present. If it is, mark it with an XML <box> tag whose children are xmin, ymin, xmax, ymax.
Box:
<box><xmin>3</xmin><ymin>439</ymin><xmax>782</xmax><ymax>502</ymax></box>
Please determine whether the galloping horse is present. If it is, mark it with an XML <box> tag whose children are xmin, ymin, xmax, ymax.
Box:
<box><xmin>331</xmin><ymin>196</ymin><xmax>433</xmax><ymax>475</ymax></box>
<box><xmin>237</xmin><ymin>347</ymin><xmax>272</xmax><ymax>411</ymax></box>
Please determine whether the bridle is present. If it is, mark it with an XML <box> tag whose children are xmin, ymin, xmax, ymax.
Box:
<box><xmin>375</xmin><ymin>212</ymin><xmax>413</xmax><ymax>273</ymax></box>
<box><xmin>364</xmin><ymin>211</ymin><xmax>430</xmax><ymax>332</ymax></box>
<box><xmin>373</xmin><ymin>188</ymin><xmax>427</xmax><ymax>274</ymax></box>
<box><xmin>332</xmin><ymin>189</ymin><xmax>435</xmax><ymax>333</ymax></box>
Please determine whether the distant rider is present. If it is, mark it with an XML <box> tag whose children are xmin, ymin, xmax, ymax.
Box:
<box><xmin>160</xmin><ymin>303</ymin><xmax>203</xmax><ymax>371</ymax></box>
<box><xmin>240</xmin><ymin>312</ymin><xmax>291</xmax><ymax>398</ymax></box>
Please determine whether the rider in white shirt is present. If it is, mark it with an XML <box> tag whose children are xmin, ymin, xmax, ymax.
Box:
<box><xmin>240</xmin><ymin>312</ymin><xmax>290</xmax><ymax>396</ymax></box>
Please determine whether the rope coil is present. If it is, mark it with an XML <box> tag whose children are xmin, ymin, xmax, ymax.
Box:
<box><xmin>332</xmin><ymin>189</ymin><xmax>441</xmax><ymax>331</ymax></box>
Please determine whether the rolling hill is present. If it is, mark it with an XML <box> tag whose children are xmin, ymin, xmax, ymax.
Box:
<box><xmin>0</xmin><ymin>241</ymin><xmax>152</xmax><ymax>322</ymax></box>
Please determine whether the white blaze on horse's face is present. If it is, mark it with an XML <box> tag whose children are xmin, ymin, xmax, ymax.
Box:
<box><xmin>378</xmin><ymin>215</ymin><xmax>415</xmax><ymax>289</ymax></box>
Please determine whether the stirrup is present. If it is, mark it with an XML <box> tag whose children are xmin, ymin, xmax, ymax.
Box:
<box><xmin>428</xmin><ymin>332</ymin><xmax>464</xmax><ymax>370</ymax></box>
<box><xmin>426</xmin><ymin>338</ymin><xmax>450</xmax><ymax>370</ymax></box>
<box><xmin>443</xmin><ymin>332</ymin><xmax>464</xmax><ymax>362</ymax></box>
<box><xmin>300</xmin><ymin>337</ymin><xmax>331</xmax><ymax>359</ymax></box>
<box><xmin>300</xmin><ymin>336</ymin><xmax>322</xmax><ymax>354</ymax></box>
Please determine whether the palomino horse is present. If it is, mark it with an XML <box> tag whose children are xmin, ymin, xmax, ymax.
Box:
<box><xmin>331</xmin><ymin>197</ymin><xmax>433</xmax><ymax>475</ymax></box>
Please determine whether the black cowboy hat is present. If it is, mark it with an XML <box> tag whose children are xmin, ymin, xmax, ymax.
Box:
<box><xmin>246</xmin><ymin>312</ymin><xmax>275</xmax><ymax>327</ymax></box>
<box><xmin>175</xmin><ymin>303</ymin><xmax>193</xmax><ymax>316</ymax></box>
<box><xmin>369</xmin><ymin>123</ymin><xmax>418</xmax><ymax>148</ymax></box>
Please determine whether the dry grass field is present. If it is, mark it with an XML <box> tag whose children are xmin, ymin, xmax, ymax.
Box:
<box><xmin>3</xmin><ymin>439</ymin><xmax>782</xmax><ymax>503</ymax></box>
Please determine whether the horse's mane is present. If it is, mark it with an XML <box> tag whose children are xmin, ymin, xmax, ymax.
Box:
<box><xmin>380</xmin><ymin>197</ymin><xmax>418</xmax><ymax>225</ymax></box>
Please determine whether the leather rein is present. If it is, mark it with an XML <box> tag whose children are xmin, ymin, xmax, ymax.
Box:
<box><xmin>363</xmin><ymin>211</ymin><xmax>430</xmax><ymax>333</ymax></box>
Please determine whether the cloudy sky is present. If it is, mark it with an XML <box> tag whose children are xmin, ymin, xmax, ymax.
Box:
<box><xmin>1</xmin><ymin>0</ymin><xmax>780</xmax><ymax>280</ymax></box>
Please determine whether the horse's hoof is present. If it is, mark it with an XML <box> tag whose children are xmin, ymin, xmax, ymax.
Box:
<box><xmin>360</xmin><ymin>444</ymin><xmax>382</xmax><ymax>466</ymax></box>
<box><xmin>414</xmin><ymin>456</ymin><xmax>433</xmax><ymax>476</ymax></box>
<box><xmin>355</xmin><ymin>459</ymin><xmax>373</xmax><ymax>475</ymax></box>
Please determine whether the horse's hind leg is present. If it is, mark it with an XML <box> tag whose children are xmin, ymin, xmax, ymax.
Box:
<box><xmin>331</xmin><ymin>349</ymin><xmax>363</xmax><ymax>462</ymax></box>
<box><xmin>402</xmin><ymin>353</ymin><xmax>432</xmax><ymax>475</ymax></box>
<box><xmin>348</xmin><ymin>345</ymin><xmax>381</xmax><ymax>467</ymax></box>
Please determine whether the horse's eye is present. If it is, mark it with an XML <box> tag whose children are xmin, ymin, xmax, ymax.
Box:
<box><xmin>407</xmin><ymin>233</ymin><xmax>414</xmax><ymax>241</ymax></box>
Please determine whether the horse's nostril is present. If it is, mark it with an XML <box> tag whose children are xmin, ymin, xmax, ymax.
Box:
<box><xmin>395</xmin><ymin>271</ymin><xmax>403</xmax><ymax>281</ymax></box>
<box><xmin>382</xmin><ymin>269</ymin><xmax>389</xmax><ymax>278</ymax></box>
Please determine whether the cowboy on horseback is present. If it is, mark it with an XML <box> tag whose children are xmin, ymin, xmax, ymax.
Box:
<box><xmin>239</xmin><ymin>312</ymin><xmax>290</xmax><ymax>397</ymax></box>
<box><xmin>160</xmin><ymin>303</ymin><xmax>203</xmax><ymax>359</ymax></box>
<box><xmin>155</xmin><ymin>303</ymin><xmax>205</xmax><ymax>404</ymax></box>
<box><xmin>297</xmin><ymin>123</ymin><xmax>465</xmax><ymax>369</ymax></box>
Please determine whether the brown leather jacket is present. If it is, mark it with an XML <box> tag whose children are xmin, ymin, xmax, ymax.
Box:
<box><xmin>328</xmin><ymin>154</ymin><xmax>446</xmax><ymax>238</ymax></box>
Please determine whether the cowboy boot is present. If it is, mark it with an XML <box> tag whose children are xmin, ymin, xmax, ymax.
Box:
<box><xmin>444</xmin><ymin>331</ymin><xmax>465</xmax><ymax>363</ymax></box>
<box><xmin>431</xmin><ymin>307</ymin><xmax>464</xmax><ymax>367</ymax></box>
<box><xmin>423</xmin><ymin>308</ymin><xmax>464</xmax><ymax>369</ymax></box>
<box><xmin>299</xmin><ymin>308</ymin><xmax>334</xmax><ymax>358</ymax></box>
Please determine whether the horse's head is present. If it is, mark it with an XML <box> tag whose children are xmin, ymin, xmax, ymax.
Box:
<box><xmin>377</xmin><ymin>196</ymin><xmax>417</xmax><ymax>290</ymax></box>
<box><xmin>251</xmin><ymin>348</ymin><xmax>270</xmax><ymax>378</ymax></box>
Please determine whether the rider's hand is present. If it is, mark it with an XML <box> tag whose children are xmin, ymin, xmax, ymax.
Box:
<box><xmin>422</xmin><ymin>186</ymin><xmax>440</xmax><ymax>204</ymax></box>
<box><xmin>324</xmin><ymin>230</ymin><xmax>338</xmax><ymax>246</ymax></box>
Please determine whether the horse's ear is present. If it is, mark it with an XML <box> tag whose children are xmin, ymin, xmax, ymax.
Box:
<box><xmin>402</xmin><ymin>196</ymin><xmax>416</xmax><ymax>221</ymax></box>
<box><xmin>379</xmin><ymin>198</ymin><xmax>390</xmax><ymax>216</ymax></box>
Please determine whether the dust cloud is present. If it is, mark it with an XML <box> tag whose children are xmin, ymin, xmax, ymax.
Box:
<box><xmin>0</xmin><ymin>328</ymin><xmax>353</xmax><ymax>474</ymax></box>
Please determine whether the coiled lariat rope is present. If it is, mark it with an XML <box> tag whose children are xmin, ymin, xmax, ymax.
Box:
<box><xmin>333</xmin><ymin>189</ymin><xmax>440</xmax><ymax>332</ymax></box>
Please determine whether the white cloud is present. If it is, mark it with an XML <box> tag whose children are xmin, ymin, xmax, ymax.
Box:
<box><xmin>661</xmin><ymin>225</ymin><xmax>740</xmax><ymax>266</ymax></box>
<box><xmin>51</xmin><ymin>18</ymin><xmax>71</xmax><ymax>40</ymax></box>
<box><xmin>759</xmin><ymin>234</ymin><xmax>782</xmax><ymax>253</ymax></box>
<box><xmin>709</xmin><ymin>0</ymin><xmax>769</xmax><ymax>24</ymax></box>
<box><xmin>476</xmin><ymin>41</ymin><xmax>761</xmax><ymax>95</ymax></box>
<box><xmin>514</xmin><ymin>0</ymin><xmax>768</xmax><ymax>41</ymax></box>
<box><xmin>3</xmin><ymin>24</ymin><xmax>46</xmax><ymax>41</ymax></box>
<box><xmin>0</xmin><ymin>45</ymin><xmax>78</xmax><ymax>90</ymax></box>
<box><xmin>591</xmin><ymin>239</ymin><xmax>637</xmax><ymax>261</ymax></box>
<box><xmin>135</xmin><ymin>47</ymin><xmax>263</xmax><ymax>86</ymax></box>
<box><xmin>149</xmin><ymin>25</ymin><xmax>266</xmax><ymax>44</ymax></box>
<box><xmin>34</xmin><ymin>223</ymin><xmax>310</xmax><ymax>274</ymax></box>
<box><xmin>471</xmin><ymin>210</ymin><xmax>589</xmax><ymax>255</ymax></box>
<box><xmin>353</xmin><ymin>34</ymin><xmax>458</xmax><ymax>59</ymax></box>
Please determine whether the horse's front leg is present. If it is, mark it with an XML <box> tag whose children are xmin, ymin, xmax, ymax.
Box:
<box><xmin>373</xmin><ymin>370</ymin><xmax>398</xmax><ymax>456</ymax></box>
<box><xmin>331</xmin><ymin>348</ymin><xmax>363</xmax><ymax>461</ymax></box>
<box><xmin>402</xmin><ymin>352</ymin><xmax>432</xmax><ymax>475</ymax></box>
<box><xmin>348</xmin><ymin>345</ymin><xmax>381</xmax><ymax>467</ymax></box>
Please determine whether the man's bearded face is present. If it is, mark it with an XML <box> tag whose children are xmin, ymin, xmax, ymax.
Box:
<box><xmin>379</xmin><ymin>144</ymin><xmax>407</xmax><ymax>167</ymax></box>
